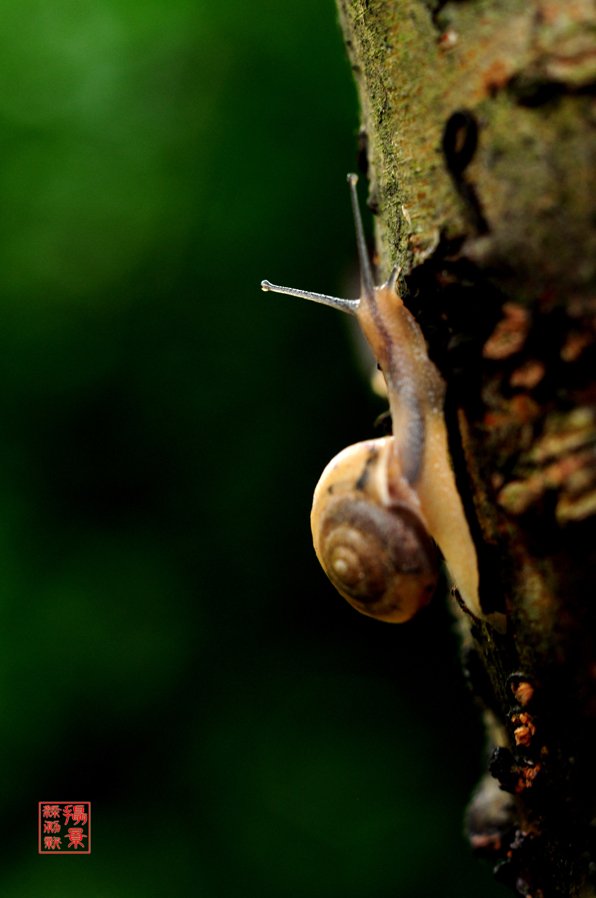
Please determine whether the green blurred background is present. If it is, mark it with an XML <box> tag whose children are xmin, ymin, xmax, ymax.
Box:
<box><xmin>0</xmin><ymin>1</ymin><xmax>504</xmax><ymax>895</ymax></box>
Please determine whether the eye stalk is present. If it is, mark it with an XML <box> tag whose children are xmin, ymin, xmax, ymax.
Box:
<box><xmin>261</xmin><ymin>174</ymin><xmax>481</xmax><ymax>621</ymax></box>
<box><xmin>260</xmin><ymin>174</ymin><xmax>380</xmax><ymax>316</ymax></box>
<box><xmin>260</xmin><ymin>279</ymin><xmax>359</xmax><ymax>315</ymax></box>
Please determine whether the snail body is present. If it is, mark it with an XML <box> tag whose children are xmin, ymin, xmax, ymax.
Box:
<box><xmin>262</xmin><ymin>175</ymin><xmax>480</xmax><ymax>621</ymax></box>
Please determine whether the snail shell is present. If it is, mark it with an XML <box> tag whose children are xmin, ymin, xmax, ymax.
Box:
<box><xmin>312</xmin><ymin>438</ymin><xmax>438</xmax><ymax>622</ymax></box>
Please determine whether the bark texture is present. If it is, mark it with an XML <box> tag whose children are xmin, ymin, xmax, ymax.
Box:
<box><xmin>335</xmin><ymin>2</ymin><xmax>596</xmax><ymax>895</ymax></box>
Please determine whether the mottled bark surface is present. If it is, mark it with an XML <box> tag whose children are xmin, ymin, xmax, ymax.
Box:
<box><xmin>335</xmin><ymin>1</ymin><xmax>596</xmax><ymax>895</ymax></box>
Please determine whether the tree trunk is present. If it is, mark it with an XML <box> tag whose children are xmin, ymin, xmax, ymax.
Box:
<box><xmin>335</xmin><ymin>1</ymin><xmax>596</xmax><ymax>895</ymax></box>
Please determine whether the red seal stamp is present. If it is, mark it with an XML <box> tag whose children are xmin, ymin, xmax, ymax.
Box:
<box><xmin>38</xmin><ymin>802</ymin><xmax>91</xmax><ymax>854</ymax></box>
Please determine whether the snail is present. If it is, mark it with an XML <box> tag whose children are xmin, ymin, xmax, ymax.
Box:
<box><xmin>261</xmin><ymin>174</ymin><xmax>480</xmax><ymax>622</ymax></box>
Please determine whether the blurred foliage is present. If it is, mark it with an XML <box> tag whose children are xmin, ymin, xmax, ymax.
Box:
<box><xmin>0</xmin><ymin>1</ymin><xmax>504</xmax><ymax>895</ymax></box>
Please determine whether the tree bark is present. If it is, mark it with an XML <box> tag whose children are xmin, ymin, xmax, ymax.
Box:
<box><xmin>335</xmin><ymin>1</ymin><xmax>596</xmax><ymax>895</ymax></box>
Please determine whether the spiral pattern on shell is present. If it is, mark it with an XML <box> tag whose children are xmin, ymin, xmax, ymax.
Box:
<box><xmin>314</xmin><ymin>494</ymin><xmax>438</xmax><ymax>623</ymax></box>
